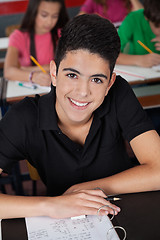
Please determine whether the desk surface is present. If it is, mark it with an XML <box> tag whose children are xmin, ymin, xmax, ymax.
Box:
<box><xmin>115</xmin><ymin>64</ymin><xmax>160</xmax><ymax>85</ymax></box>
<box><xmin>133</xmin><ymin>83</ymin><xmax>160</xmax><ymax>108</ymax></box>
<box><xmin>113</xmin><ymin>191</ymin><xmax>160</xmax><ymax>240</ymax></box>
<box><xmin>6</xmin><ymin>81</ymin><xmax>50</xmax><ymax>103</ymax></box>
<box><xmin>1</xmin><ymin>191</ymin><xmax>160</xmax><ymax>240</ymax></box>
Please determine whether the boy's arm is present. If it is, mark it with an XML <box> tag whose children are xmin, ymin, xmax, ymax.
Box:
<box><xmin>65</xmin><ymin>130</ymin><xmax>160</xmax><ymax>195</ymax></box>
<box><xmin>130</xmin><ymin>0</ymin><xmax>143</xmax><ymax>11</ymax></box>
<box><xmin>0</xmin><ymin>187</ymin><xmax>120</xmax><ymax>219</ymax></box>
<box><xmin>117</xmin><ymin>52</ymin><xmax>160</xmax><ymax>67</ymax></box>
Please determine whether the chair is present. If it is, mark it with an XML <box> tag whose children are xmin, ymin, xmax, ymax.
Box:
<box><xmin>5</xmin><ymin>24</ymin><xmax>20</xmax><ymax>37</ymax></box>
<box><xmin>26</xmin><ymin>161</ymin><xmax>40</xmax><ymax>196</ymax></box>
<box><xmin>26</xmin><ymin>162</ymin><xmax>40</xmax><ymax>181</ymax></box>
<box><xmin>0</xmin><ymin>162</ymin><xmax>41</xmax><ymax>196</ymax></box>
<box><xmin>0</xmin><ymin>163</ymin><xmax>27</xmax><ymax>195</ymax></box>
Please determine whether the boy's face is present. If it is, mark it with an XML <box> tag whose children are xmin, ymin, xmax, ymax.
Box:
<box><xmin>149</xmin><ymin>21</ymin><xmax>160</xmax><ymax>36</ymax></box>
<box><xmin>50</xmin><ymin>49</ymin><xmax>116</xmax><ymax>126</ymax></box>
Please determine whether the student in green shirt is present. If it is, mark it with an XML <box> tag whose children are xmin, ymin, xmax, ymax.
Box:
<box><xmin>117</xmin><ymin>0</ymin><xmax>160</xmax><ymax>67</ymax></box>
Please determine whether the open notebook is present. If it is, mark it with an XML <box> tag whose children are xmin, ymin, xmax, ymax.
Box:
<box><xmin>114</xmin><ymin>64</ymin><xmax>160</xmax><ymax>82</ymax></box>
<box><xmin>25</xmin><ymin>215</ymin><xmax>120</xmax><ymax>240</ymax></box>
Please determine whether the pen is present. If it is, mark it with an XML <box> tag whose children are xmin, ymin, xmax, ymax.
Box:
<box><xmin>105</xmin><ymin>197</ymin><xmax>121</xmax><ymax>201</ymax></box>
<box><xmin>30</xmin><ymin>55</ymin><xmax>47</xmax><ymax>73</ymax></box>
<box><xmin>137</xmin><ymin>40</ymin><xmax>153</xmax><ymax>53</ymax></box>
<box><xmin>18</xmin><ymin>82</ymin><xmax>37</xmax><ymax>89</ymax></box>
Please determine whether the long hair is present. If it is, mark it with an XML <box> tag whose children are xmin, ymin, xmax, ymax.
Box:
<box><xmin>20</xmin><ymin>0</ymin><xmax>69</xmax><ymax>65</ymax></box>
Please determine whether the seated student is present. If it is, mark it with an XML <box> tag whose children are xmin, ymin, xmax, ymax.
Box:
<box><xmin>0</xmin><ymin>14</ymin><xmax>160</xmax><ymax>220</ymax></box>
<box><xmin>117</xmin><ymin>0</ymin><xmax>160</xmax><ymax>67</ymax></box>
<box><xmin>4</xmin><ymin>0</ymin><xmax>69</xmax><ymax>86</ymax></box>
<box><xmin>79</xmin><ymin>0</ymin><xmax>143</xmax><ymax>26</ymax></box>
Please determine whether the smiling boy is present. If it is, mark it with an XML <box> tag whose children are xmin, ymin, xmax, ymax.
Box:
<box><xmin>0</xmin><ymin>14</ymin><xmax>160</xmax><ymax>219</ymax></box>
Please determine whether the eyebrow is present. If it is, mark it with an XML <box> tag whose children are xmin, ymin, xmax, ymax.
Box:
<box><xmin>63</xmin><ymin>68</ymin><xmax>108</xmax><ymax>80</ymax></box>
<box><xmin>63</xmin><ymin>68</ymin><xmax>80</xmax><ymax>74</ymax></box>
<box><xmin>91</xmin><ymin>74</ymin><xmax>108</xmax><ymax>80</ymax></box>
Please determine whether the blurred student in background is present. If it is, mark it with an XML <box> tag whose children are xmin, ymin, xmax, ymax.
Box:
<box><xmin>4</xmin><ymin>0</ymin><xmax>69</xmax><ymax>86</ymax></box>
<box><xmin>117</xmin><ymin>0</ymin><xmax>160</xmax><ymax>67</ymax></box>
<box><xmin>79</xmin><ymin>0</ymin><xmax>143</xmax><ymax>26</ymax></box>
<box><xmin>117</xmin><ymin>0</ymin><xmax>160</xmax><ymax>135</ymax></box>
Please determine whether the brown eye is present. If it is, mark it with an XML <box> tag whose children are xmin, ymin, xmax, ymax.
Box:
<box><xmin>92</xmin><ymin>78</ymin><xmax>102</xmax><ymax>84</ymax></box>
<box><xmin>67</xmin><ymin>73</ymin><xmax>77</xmax><ymax>79</ymax></box>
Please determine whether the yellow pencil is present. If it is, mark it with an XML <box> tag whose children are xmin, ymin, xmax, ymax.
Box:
<box><xmin>137</xmin><ymin>40</ymin><xmax>153</xmax><ymax>53</ymax></box>
<box><xmin>30</xmin><ymin>55</ymin><xmax>47</xmax><ymax>73</ymax></box>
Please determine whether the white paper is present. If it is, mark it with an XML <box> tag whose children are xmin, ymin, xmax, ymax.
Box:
<box><xmin>6</xmin><ymin>81</ymin><xmax>50</xmax><ymax>99</ymax></box>
<box><xmin>114</xmin><ymin>65</ymin><xmax>145</xmax><ymax>82</ymax></box>
<box><xmin>152</xmin><ymin>65</ymin><xmax>160</xmax><ymax>72</ymax></box>
<box><xmin>25</xmin><ymin>215</ymin><xmax>120</xmax><ymax>240</ymax></box>
<box><xmin>16</xmin><ymin>81</ymin><xmax>51</xmax><ymax>91</ymax></box>
<box><xmin>114</xmin><ymin>64</ymin><xmax>160</xmax><ymax>82</ymax></box>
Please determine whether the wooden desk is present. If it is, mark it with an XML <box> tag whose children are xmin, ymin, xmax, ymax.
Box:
<box><xmin>1</xmin><ymin>191</ymin><xmax>160</xmax><ymax>240</ymax></box>
<box><xmin>114</xmin><ymin>65</ymin><xmax>160</xmax><ymax>109</ymax></box>
<box><xmin>113</xmin><ymin>191</ymin><xmax>160</xmax><ymax>240</ymax></box>
<box><xmin>115</xmin><ymin>64</ymin><xmax>160</xmax><ymax>85</ymax></box>
<box><xmin>0</xmin><ymin>79</ymin><xmax>50</xmax><ymax>116</ymax></box>
<box><xmin>6</xmin><ymin>80</ymin><xmax>50</xmax><ymax>103</ymax></box>
<box><xmin>132</xmin><ymin>83</ymin><xmax>160</xmax><ymax>109</ymax></box>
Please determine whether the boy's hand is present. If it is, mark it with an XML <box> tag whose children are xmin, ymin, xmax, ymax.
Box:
<box><xmin>151</xmin><ymin>37</ymin><xmax>160</xmax><ymax>51</ymax></box>
<box><xmin>138</xmin><ymin>53</ymin><xmax>160</xmax><ymax>67</ymax></box>
<box><xmin>32</xmin><ymin>71</ymin><xmax>51</xmax><ymax>86</ymax></box>
<box><xmin>46</xmin><ymin>189</ymin><xmax>120</xmax><ymax>219</ymax></box>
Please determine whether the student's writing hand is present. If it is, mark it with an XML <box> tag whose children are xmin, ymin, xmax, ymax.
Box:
<box><xmin>151</xmin><ymin>36</ymin><xmax>160</xmax><ymax>51</ymax></box>
<box><xmin>32</xmin><ymin>71</ymin><xmax>51</xmax><ymax>86</ymax></box>
<box><xmin>44</xmin><ymin>190</ymin><xmax>120</xmax><ymax>219</ymax></box>
<box><xmin>138</xmin><ymin>53</ymin><xmax>160</xmax><ymax>67</ymax></box>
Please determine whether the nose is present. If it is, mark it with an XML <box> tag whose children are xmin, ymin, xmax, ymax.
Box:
<box><xmin>76</xmin><ymin>79</ymin><xmax>90</xmax><ymax>97</ymax></box>
<box><xmin>46</xmin><ymin>17</ymin><xmax>53</xmax><ymax>27</ymax></box>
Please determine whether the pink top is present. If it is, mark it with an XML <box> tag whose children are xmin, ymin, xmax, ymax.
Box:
<box><xmin>9</xmin><ymin>29</ymin><xmax>54</xmax><ymax>66</ymax></box>
<box><xmin>80</xmin><ymin>0</ymin><xmax>128</xmax><ymax>23</ymax></box>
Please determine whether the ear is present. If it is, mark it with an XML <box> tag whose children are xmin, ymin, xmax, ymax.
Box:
<box><xmin>105</xmin><ymin>72</ymin><xmax>116</xmax><ymax>96</ymax></box>
<box><xmin>50</xmin><ymin>60</ymin><xmax>57</xmax><ymax>86</ymax></box>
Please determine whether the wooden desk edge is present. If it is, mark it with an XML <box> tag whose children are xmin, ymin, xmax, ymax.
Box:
<box><xmin>129</xmin><ymin>77</ymin><xmax>160</xmax><ymax>85</ymax></box>
<box><xmin>6</xmin><ymin>93</ymin><xmax>47</xmax><ymax>104</ymax></box>
<box><xmin>138</xmin><ymin>94</ymin><xmax>160</xmax><ymax>108</ymax></box>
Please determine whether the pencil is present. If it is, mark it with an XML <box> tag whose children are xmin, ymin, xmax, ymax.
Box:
<box><xmin>105</xmin><ymin>197</ymin><xmax>121</xmax><ymax>201</ymax></box>
<box><xmin>30</xmin><ymin>55</ymin><xmax>47</xmax><ymax>73</ymax></box>
<box><xmin>137</xmin><ymin>40</ymin><xmax>153</xmax><ymax>53</ymax></box>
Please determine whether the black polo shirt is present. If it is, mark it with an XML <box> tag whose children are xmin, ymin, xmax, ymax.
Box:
<box><xmin>0</xmin><ymin>76</ymin><xmax>154</xmax><ymax>196</ymax></box>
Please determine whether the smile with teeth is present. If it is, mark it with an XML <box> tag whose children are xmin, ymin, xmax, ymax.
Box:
<box><xmin>70</xmin><ymin>98</ymin><xmax>89</xmax><ymax>107</ymax></box>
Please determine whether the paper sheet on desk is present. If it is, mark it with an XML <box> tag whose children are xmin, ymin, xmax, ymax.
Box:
<box><xmin>114</xmin><ymin>66</ymin><xmax>145</xmax><ymax>82</ymax></box>
<box><xmin>25</xmin><ymin>215</ymin><xmax>120</xmax><ymax>240</ymax></box>
<box><xmin>17</xmin><ymin>81</ymin><xmax>51</xmax><ymax>91</ymax></box>
<box><xmin>152</xmin><ymin>65</ymin><xmax>160</xmax><ymax>72</ymax></box>
<box><xmin>114</xmin><ymin>64</ymin><xmax>160</xmax><ymax>83</ymax></box>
